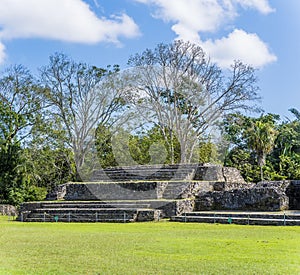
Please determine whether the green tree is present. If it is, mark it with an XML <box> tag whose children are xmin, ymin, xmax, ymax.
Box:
<box><xmin>95</xmin><ymin>124</ymin><xmax>180</xmax><ymax>167</ymax></box>
<box><xmin>223</xmin><ymin>113</ymin><xmax>279</xmax><ymax>182</ymax></box>
<box><xmin>0</xmin><ymin>65</ymin><xmax>42</xmax><ymax>147</ymax></box>
<box><xmin>197</xmin><ymin>140</ymin><xmax>220</xmax><ymax>164</ymax></box>
<box><xmin>271</xmin><ymin>111</ymin><xmax>300</xmax><ymax>179</ymax></box>
<box><xmin>245</xmin><ymin>116</ymin><xmax>278</xmax><ymax>181</ymax></box>
<box><xmin>95</xmin><ymin>124</ymin><xmax>118</xmax><ymax>168</ymax></box>
<box><xmin>0</xmin><ymin>65</ymin><xmax>46</xmax><ymax>205</ymax></box>
<box><xmin>23</xmin><ymin>146</ymin><xmax>76</xmax><ymax>190</ymax></box>
<box><xmin>127</xmin><ymin>40</ymin><xmax>260</xmax><ymax>163</ymax></box>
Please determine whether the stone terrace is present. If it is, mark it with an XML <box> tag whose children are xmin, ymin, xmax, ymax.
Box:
<box><xmin>18</xmin><ymin>164</ymin><xmax>300</xmax><ymax>224</ymax></box>
<box><xmin>18</xmin><ymin>163</ymin><xmax>245</xmax><ymax>222</ymax></box>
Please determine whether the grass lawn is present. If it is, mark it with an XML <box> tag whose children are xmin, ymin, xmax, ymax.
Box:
<box><xmin>0</xmin><ymin>216</ymin><xmax>299</xmax><ymax>275</ymax></box>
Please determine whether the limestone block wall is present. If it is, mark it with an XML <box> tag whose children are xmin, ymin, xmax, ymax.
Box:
<box><xmin>261</xmin><ymin>180</ymin><xmax>300</xmax><ymax>210</ymax></box>
<box><xmin>211</xmin><ymin>181</ymin><xmax>253</xmax><ymax>191</ymax></box>
<box><xmin>195</xmin><ymin>180</ymin><xmax>300</xmax><ymax>211</ymax></box>
<box><xmin>46</xmin><ymin>184</ymin><xmax>67</xmax><ymax>200</ymax></box>
<box><xmin>223</xmin><ymin>167</ymin><xmax>246</xmax><ymax>183</ymax></box>
<box><xmin>49</xmin><ymin>182</ymin><xmax>169</xmax><ymax>201</ymax></box>
<box><xmin>143</xmin><ymin>199</ymin><xmax>195</xmax><ymax>217</ymax></box>
<box><xmin>193</xmin><ymin>165</ymin><xmax>225</xmax><ymax>181</ymax></box>
<box><xmin>0</xmin><ymin>204</ymin><xmax>18</xmax><ymax>215</ymax></box>
<box><xmin>47</xmin><ymin>181</ymin><xmax>224</xmax><ymax>202</ymax></box>
<box><xmin>45</xmin><ymin>164</ymin><xmax>249</xmax><ymax>202</ymax></box>
<box><xmin>193</xmin><ymin>165</ymin><xmax>245</xmax><ymax>182</ymax></box>
<box><xmin>195</xmin><ymin>188</ymin><xmax>289</xmax><ymax>211</ymax></box>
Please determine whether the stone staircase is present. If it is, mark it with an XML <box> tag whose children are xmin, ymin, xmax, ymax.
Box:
<box><xmin>90</xmin><ymin>164</ymin><xmax>198</xmax><ymax>182</ymax></box>
<box><xmin>18</xmin><ymin>198</ymin><xmax>194</xmax><ymax>222</ymax></box>
<box><xmin>19</xmin><ymin>201</ymin><xmax>160</xmax><ymax>222</ymax></box>
<box><xmin>170</xmin><ymin>211</ymin><xmax>300</xmax><ymax>226</ymax></box>
<box><xmin>41</xmin><ymin>201</ymin><xmax>152</xmax><ymax>209</ymax></box>
<box><xmin>17</xmin><ymin>164</ymin><xmax>254</xmax><ymax>223</ymax></box>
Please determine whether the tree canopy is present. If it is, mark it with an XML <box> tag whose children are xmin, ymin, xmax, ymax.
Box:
<box><xmin>126</xmin><ymin>40</ymin><xmax>260</xmax><ymax>163</ymax></box>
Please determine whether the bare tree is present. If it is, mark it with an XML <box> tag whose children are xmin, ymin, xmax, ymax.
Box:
<box><xmin>39</xmin><ymin>53</ymin><xmax>125</xmax><ymax>179</ymax></box>
<box><xmin>126</xmin><ymin>40</ymin><xmax>260</xmax><ymax>163</ymax></box>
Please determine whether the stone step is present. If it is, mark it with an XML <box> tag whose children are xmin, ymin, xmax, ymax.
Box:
<box><xmin>170</xmin><ymin>211</ymin><xmax>300</xmax><ymax>225</ymax></box>
<box><xmin>90</xmin><ymin>164</ymin><xmax>240</xmax><ymax>182</ymax></box>
<box><xmin>178</xmin><ymin>211</ymin><xmax>300</xmax><ymax>219</ymax></box>
<box><xmin>24</xmin><ymin>217</ymin><xmax>134</xmax><ymax>223</ymax></box>
<box><xmin>33</xmin><ymin>208</ymin><xmax>143</xmax><ymax>213</ymax></box>
<box><xmin>25</xmin><ymin>213</ymin><xmax>135</xmax><ymax>223</ymax></box>
<box><xmin>94</xmin><ymin>168</ymin><xmax>196</xmax><ymax>174</ymax></box>
<box><xmin>101</xmin><ymin>164</ymin><xmax>199</xmax><ymax>171</ymax></box>
<box><xmin>41</xmin><ymin>202</ymin><xmax>151</xmax><ymax>209</ymax></box>
<box><xmin>19</xmin><ymin>199</ymin><xmax>194</xmax><ymax>220</ymax></box>
<box><xmin>171</xmin><ymin>216</ymin><xmax>300</xmax><ymax>226</ymax></box>
<box><xmin>92</xmin><ymin>176</ymin><xmax>191</xmax><ymax>182</ymax></box>
<box><xmin>26</xmin><ymin>208</ymin><xmax>139</xmax><ymax>221</ymax></box>
<box><xmin>91</xmin><ymin>170</ymin><xmax>195</xmax><ymax>181</ymax></box>
<box><xmin>19</xmin><ymin>207</ymin><xmax>161</xmax><ymax>222</ymax></box>
<box><xmin>90</xmin><ymin>164</ymin><xmax>199</xmax><ymax>181</ymax></box>
<box><xmin>24</xmin><ymin>212</ymin><xmax>137</xmax><ymax>223</ymax></box>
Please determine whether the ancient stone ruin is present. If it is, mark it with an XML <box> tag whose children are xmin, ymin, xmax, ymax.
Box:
<box><xmin>0</xmin><ymin>204</ymin><xmax>17</xmax><ymax>216</ymax></box>
<box><xmin>195</xmin><ymin>180</ymin><xmax>300</xmax><ymax>211</ymax></box>
<box><xmin>18</xmin><ymin>163</ymin><xmax>300</xmax><ymax>225</ymax></box>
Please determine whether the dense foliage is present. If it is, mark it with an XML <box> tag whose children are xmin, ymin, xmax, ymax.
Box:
<box><xmin>223</xmin><ymin>112</ymin><xmax>300</xmax><ymax>182</ymax></box>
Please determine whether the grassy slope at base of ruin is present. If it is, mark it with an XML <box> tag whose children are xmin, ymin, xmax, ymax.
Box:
<box><xmin>0</xmin><ymin>216</ymin><xmax>299</xmax><ymax>274</ymax></box>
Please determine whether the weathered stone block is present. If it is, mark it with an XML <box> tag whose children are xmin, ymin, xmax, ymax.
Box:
<box><xmin>194</xmin><ymin>165</ymin><xmax>225</xmax><ymax>181</ymax></box>
<box><xmin>0</xmin><ymin>204</ymin><xmax>18</xmax><ymax>216</ymax></box>
<box><xmin>223</xmin><ymin>167</ymin><xmax>246</xmax><ymax>183</ymax></box>
<box><xmin>195</xmin><ymin>187</ymin><xmax>289</xmax><ymax>211</ymax></box>
<box><xmin>47</xmin><ymin>182</ymin><xmax>169</xmax><ymax>201</ymax></box>
<box><xmin>136</xmin><ymin>209</ymin><xmax>161</xmax><ymax>221</ymax></box>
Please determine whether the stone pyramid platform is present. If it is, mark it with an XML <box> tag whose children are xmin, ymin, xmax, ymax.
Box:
<box><xmin>18</xmin><ymin>163</ymin><xmax>244</xmax><ymax>222</ymax></box>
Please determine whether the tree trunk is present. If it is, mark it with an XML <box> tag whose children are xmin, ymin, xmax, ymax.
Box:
<box><xmin>260</xmin><ymin>165</ymin><xmax>264</xmax><ymax>182</ymax></box>
<box><xmin>258</xmin><ymin>153</ymin><xmax>265</xmax><ymax>182</ymax></box>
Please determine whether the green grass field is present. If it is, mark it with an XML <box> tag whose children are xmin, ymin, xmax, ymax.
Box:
<box><xmin>0</xmin><ymin>216</ymin><xmax>299</xmax><ymax>275</ymax></box>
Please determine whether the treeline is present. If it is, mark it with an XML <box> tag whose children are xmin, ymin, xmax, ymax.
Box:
<box><xmin>0</xmin><ymin>40</ymin><xmax>296</xmax><ymax>205</ymax></box>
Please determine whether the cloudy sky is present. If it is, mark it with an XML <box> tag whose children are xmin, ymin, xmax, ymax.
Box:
<box><xmin>0</xmin><ymin>0</ymin><xmax>299</xmax><ymax>118</ymax></box>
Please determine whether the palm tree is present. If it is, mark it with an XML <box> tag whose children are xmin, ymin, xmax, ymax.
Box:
<box><xmin>289</xmin><ymin>108</ymin><xmax>300</xmax><ymax>120</ymax></box>
<box><xmin>245</xmin><ymin>116</ymin><xmax>278</xmax><ymax>181</ymax></box>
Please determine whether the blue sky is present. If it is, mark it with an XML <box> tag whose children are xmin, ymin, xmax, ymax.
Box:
<box><xmin>0</xmin><ymin>0</ymin><xmax>299</xmax><ymax>119</ymax></box>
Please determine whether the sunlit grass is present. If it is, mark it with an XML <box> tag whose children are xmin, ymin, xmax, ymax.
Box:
<box><xmin>0</xmin><ymin>216</ymin><xmax>299</xmax><ymax>274</ymax></box>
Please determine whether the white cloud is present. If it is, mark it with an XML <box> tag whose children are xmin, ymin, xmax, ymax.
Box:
<box><xmin>234</xmin><ymin>0</ymin><xmax>275</xmax><ymax>14</ymax></box>
<box><xmin>136</xmin><ymin>0</ymin><xmax>234</xmax><ymax>33</ymax></box>
<box><xmin>203</xmin><ymin>29</ymin><xmax>277</xmax><ymax>68</ymax></box>
<box><xmin>135</xmin><ymin>0</ymin><xmax>276</xmax><ymax>68</ymax></box>
<box><xmin>0</xmin><ymin>0</ymin><xmax>140</xmax><ymax>44</ymax></box>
